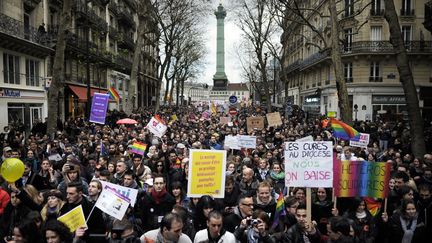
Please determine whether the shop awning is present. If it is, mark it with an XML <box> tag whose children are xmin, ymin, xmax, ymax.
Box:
<box><xmin>68</xmin><ymin>85</ymin><xmax>107</xmax><ymax>102</ymax></box>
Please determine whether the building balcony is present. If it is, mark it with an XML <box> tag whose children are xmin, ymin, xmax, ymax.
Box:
<box><xmin>343</xmin><ymin>41</ymin><xmax>432</xmax><ymax>54</ymax></box>
<box><xmin>0</xmin><ymin>12</ymin><xmax>54</xmax><ymax>58</ymax></box>
<box><xmin>284</xmin><ymin>41</ymin><xmax>432</xmax><ymax>75</ymax></box>
<box><xmin>24</xmin><ymin>0</ymin><xmax>42</xmax><ymax>11</ymax></box>
<box><xmin>73</xmin><ymin>0</ymin><xmax>108</xmax><ymax>32</ymax></box>
<box><xmin>65</xmin><ymin>34</ymin><xmax>112</xmax><ymax>65</ymax></box>
<box><xmin>114</xmin><ymin>51</ymin><xmax>132</xmax><ymax>72</ymax></box>
<box><xmin>118</xmin><ymin>32</ymin><xmax>135</xmax><ymax>50</ymax></box>
<box><xmin>369</xmin><ymin>77</ymin><xmax>383</xmax><ymax>82</ymax></box>
<box><xmin>118</xmin><ymin>5</ymin><xmax>136</xmax><ymax>29</ymax></box>
<box><xmin>400</xmin><ymin>9</ymin><xmax>415</xmax><ymax>16</ymax></box>
<box><xmin>370</xmin><ymin>9</ymin><xmax>384</xmax><ymax>17</ymax></box>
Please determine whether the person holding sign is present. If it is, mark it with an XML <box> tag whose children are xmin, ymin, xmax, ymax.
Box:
<box><xmin>59</xmin><ymin>182</ymin><xmax>106</xmax><ymax>243</ymax></box>
<box><xmin>381</xmin><ymin>199</ymin><xmax>426</xmax><ymax>243</ymax></box>
<box><xmin>284</xmin><ymin>204</ymin><xmax>321</xmax><ymax>243</ymax></box>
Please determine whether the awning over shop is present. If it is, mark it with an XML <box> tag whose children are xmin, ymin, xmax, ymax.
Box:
<box><xmin>68</xmin><ymin>85</ymin><xmax>107</xmax><ymax>102</ymax></box>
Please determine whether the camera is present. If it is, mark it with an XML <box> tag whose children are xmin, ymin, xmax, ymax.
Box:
<box><xmin>247</xmin><ymin>219</ymin><xmax>259</xmax><ymax>225</ymax></box>
<box><xmin>69</xmin><ymin>165</ymin><xmax>74</xmax><ymax>171</ymax></box>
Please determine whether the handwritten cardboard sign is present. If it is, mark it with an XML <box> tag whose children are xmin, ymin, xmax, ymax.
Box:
<box><xmin>266</xmin><ymin>112</ymin><xmax>283</xmax><ymax>127</ymax></box>
<box><xmin>220</xmin><ymin>116</ymin><xmax>231</xmax><ymax>125</ymax></box>
<box><xmin>187</xmin><ymin>150</ymin><xmax>227</xmax><ymax>198</ymax></box>
<box><xmin>284</xmin><ymin>141</ymin><xmax>333</xmax><ymax>187</ymax></box>
<box><xmin>246</xmin><ymin>116</ymin><xmax>264</xmax><ymax>133</ymax></box>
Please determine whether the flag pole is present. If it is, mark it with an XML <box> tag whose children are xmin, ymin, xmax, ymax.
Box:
<box><xmin>85</xmin><ymin>204</ymin><xmax>97</xmax><ymax>224</ymax></box>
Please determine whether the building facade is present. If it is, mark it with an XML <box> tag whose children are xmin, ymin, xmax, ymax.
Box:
<box><xmin>281</xmin><ymin>0</ymin><xmax>432</xmax><ymax>121</ymax></box>
<box><xmin>209</xmin><ymin>83</ymin><xmax>250</xmax><ymax>104</ymax></box>
<box><xmin>0</xmin><ymin>0</ymin><xmax>159</xmax><ymax>130</ymax></box>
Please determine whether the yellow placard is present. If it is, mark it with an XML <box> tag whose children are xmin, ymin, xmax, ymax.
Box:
<box><xmin>327</xmin><ymin>111</ymin><xmax>337</xmax><ymax>118</ymax></box>
<box><xmin>57</xmin><ymin>205</ymin><xmax>87</xmax><ymax>232</ymax></box>
<box><xmin>187</xmin><ymin>150</ymin><xmax>227</xmax><ymax>198</ymax></box>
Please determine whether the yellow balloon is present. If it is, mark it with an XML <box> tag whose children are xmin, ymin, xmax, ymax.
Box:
<box><xmin>1</xmin><ymin>158</ymin><xmax>25</xmax><ymax>182</ymax></box>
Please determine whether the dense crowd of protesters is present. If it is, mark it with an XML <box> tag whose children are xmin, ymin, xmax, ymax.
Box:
<box><xmin>0</xmin><ymin>104</ymin><xmax>432</xmax><ymax>243</ymax></box>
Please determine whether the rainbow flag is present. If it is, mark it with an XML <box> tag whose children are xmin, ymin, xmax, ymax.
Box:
<box><xmin>271</xmin><ymin>191</ymin><xmax>286</xmax><ymax>229</ymax></box>
<box><xmin>364</xmin><ymin>197</ymin><xmax>381</xmax><ymax>217</ymax></box>
<box><xmin>333</xmin><ymin>160</ymin><xmax>391</xmax><ymax>198</ymax></box>
<box><xmin>330</xmin><ymin>118</ymin><xmax>360</xmax><ymax>140</ymax></box>
<box><xmin>130</xmin><ymin>142</ymin><xmax>147</xmax><ymax>155</ymax></box>
<box><xmin>108</xmin><ymin>87</ymin><xmax>120</xmax><ymax>102</ymax></box>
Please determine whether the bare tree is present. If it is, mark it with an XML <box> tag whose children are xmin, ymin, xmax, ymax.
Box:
<box><xmin>383</xmin><ymin>0</ymin><xmax>426</xmax><ymax>158</ymax></box>
<box><xmin>47</xmin><ymin>0</ymin><xmax>72</xmax><ymax>136</ymax></box>
<box><xmin>274</xmin><ymin>0</ymin><xmax>371</xmax><ymax>123</ymax></box>
<box><xmin>150</xmin><ymin>0</ymin><xmax>207</xmax><ymax>112</ymax></box>
<box><xmin>233</xmin><ymin>0</ymin><xmax>280</xmax><ymax>111</ymax></box>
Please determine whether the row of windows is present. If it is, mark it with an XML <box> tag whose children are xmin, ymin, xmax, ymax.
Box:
<box><xmin>348</xmin><ymin>0</ymin><xmax>413</xmax><ymax>17</ymax></box>
<box><xmin>343</xmin><ymin>62</ymin><xmax>382</xmax><ymax>83</ymax></box>
<box><xmin>3</xmin><ymin>53</ymin><xmax>40</xmax><ymax>86</ymax></box>
<box><xmin>211</xmin><ymin>91</ymin><xmax>246</xmax><ymax>95</ymax></box>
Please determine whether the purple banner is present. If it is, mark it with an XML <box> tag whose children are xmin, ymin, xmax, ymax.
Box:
<box><xmin>90</xmin><ymin>93</ymin><xmax>109</xmax><ymax>124</ymax></box>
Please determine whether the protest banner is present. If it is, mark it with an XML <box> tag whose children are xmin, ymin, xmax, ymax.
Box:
<box><xmin>224</xmin><ymin>135</ymin><xmax>240</xmax><ymax>150</ymax></box>
<box><xmin>266</xmin><ymin>112</ymin><xmax>282</xmax><ymax>127</ymax></box>
<box><xmin>58</xmin><ymin>205</ymin><xmax>87</xmax><ymax>232</ymax></box>
<box><xmin>284</xmin><ymin>141</ymin><xmax>333</xmax><ymax>187</ymax></box>
<box><xmin>146</xmin><ymin>116</ymin><xmax>167</xmax><ymax>138</ymax></box>
<box><xmin>100</xmin><ymin>180</ymin><xmax>139</xmax><ymax>206</ymax></box>
<box><xmin>246</xmin><ymin>116</ymin><xmax>264</xmax><ymax>133</ymax></box>
<box><xmin>296</xmin><ymin>135</ymin><xmax>314</xmax><ymax>142</ymax></box>
<box><xmin>333</xmin><ymin>160</ymin><xmax>391</xmax><ymax>198</ymax></box>
<box><xmin>89</xmin><ymin>93</ymin><xmax>109</xmax><ymax>124</ymax></box>
<box><xmin>350</xmin><ymin>133</ymin><xmax>370</xmax><ymax>148</ymax></box>
<box><xmin>220</xmin><ymin>116</ymin><xmax>231</xmax><ymax>125</ymax></box>
<box><xmin>188</xmin><ymin>150</ymin><xmax>226</xmax><ymax>198</ymax></box>
<box><xmin>95</xmin><ymin>185</ymin><xmax>130</xmax><ymax>220</ymax></box>
<box><xmin>238</xmin><ymin>135</ymin><xmax>257</xmax><ymax>149</ymax></box>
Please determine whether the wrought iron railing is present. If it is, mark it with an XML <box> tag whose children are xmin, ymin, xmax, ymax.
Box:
<box><xmin>118</xmin><ymin>5</ymin><xmax>136</xmax><ymax>29</ymax></box>
<box><xmin>73</xmin><ymin>0</ymin><xmax>108</xmax><ymax>32</ymax></box>
<box><xmin>284</xmin><ymin>41</ymin><xmax>432</xmax><ymax>74</ymax></box>
<box><xmin>370</xmin><ymin>9</ymin><xmax>384</xmax><ymax>16</ymax></box>
<box><xmin>0</xmin><ymin>12</ymin><xmax>52</xmax><ymax>46</ymax></box>
<box><xmin>118</xmin><ymin>32</ymin><xmax>135</xmax><ymax>49</ymax></box>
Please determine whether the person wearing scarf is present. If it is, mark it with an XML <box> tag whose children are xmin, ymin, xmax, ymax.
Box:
<box><xmin>383</xmin><ymin>199</ymin><xmax>426</xmax><ymax>243</ymax></box>
<box><xmin>139</xmin><ymin>174</ymin><xmax>175</xmax><ymax>232</ymax></box>
<box><xmin>269</xmin><ymin>162</ymin><xmax>285</xmax><ymax>193</ymax></box>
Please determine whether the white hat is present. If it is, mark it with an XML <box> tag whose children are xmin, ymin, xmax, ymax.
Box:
<box><xmin>145</xmin><ymin>178</ymin><xmax>153</xmax><ymax>186</ymax></box>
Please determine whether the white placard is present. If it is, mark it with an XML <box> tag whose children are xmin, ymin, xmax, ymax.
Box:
<box><xmin>284</xmin><ymin>141</ymin><xmax>333</xmax><ymax>187</ymax></box>
<box><xmin>238</xmin><ymin>135</ymin><xmax>257</xmax><ymax>149</ymax></box>
<box><xmin>146</xmin><ymin>117</ymin><xmax>167</xmax><ymax>138</ymax></box>
<box><xmin>100</xmin><ymin>180</ymin><xmax>139</xmax><ymax>206</ymax></box>
<box><xmin>350</xmin><ymin>133</ymin><xmax>370</xmax><ymax>148</ymax></box>
<box><xmin>224</xmin><ymin>135</ymin><xmax>240</xmax><ymax>150</ymax></box>
<box><xmin>296</xmin><ymin>135</ymin><xmax>314</xmax><ymax>142</ymax></box>
<box><xmin>95</xmin><ymin>185</ymin><xmax>130</xmax><ymax>220</ymax></box>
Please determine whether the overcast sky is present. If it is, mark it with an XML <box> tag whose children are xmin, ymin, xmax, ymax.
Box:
<box><xmin>200</xmin><ymin>2</ymin><xmax>243</xmax><ymax>85</ymax></box>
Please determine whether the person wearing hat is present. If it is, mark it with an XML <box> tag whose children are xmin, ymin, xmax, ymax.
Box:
<box><xmin>57</xmin><ymin>163</ymin><xmax>89</xmax><ymax>197</ymax></box>
<box><xmin>1</xmin><ymin>146</ymin><xmax>12</xmax><ymax>161</ymax></box>
<box><xmin>40</xmin><ymin>189</ymin><xmax>64</xmax><ymax>221</ymax></box>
